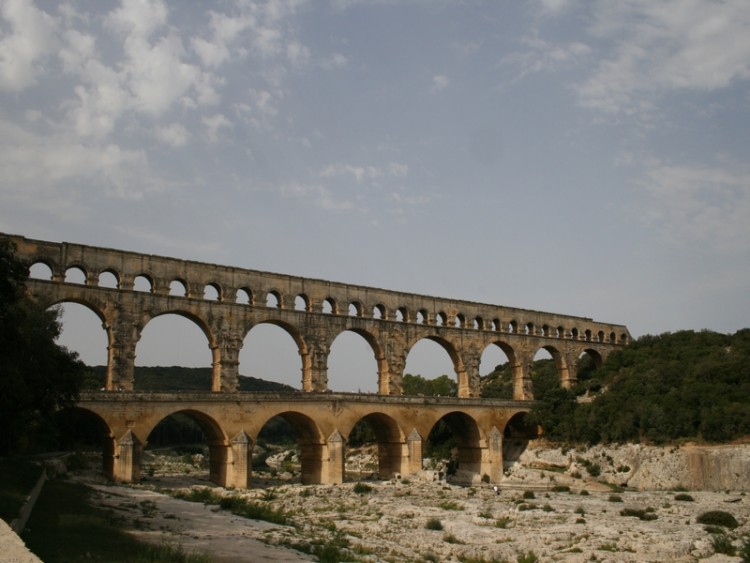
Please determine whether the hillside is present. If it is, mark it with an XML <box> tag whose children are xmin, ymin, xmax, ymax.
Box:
<box><xmin>83</xmin><ymin>366</ymin><xmax>295</xmax><ymax>393</ymax></box>
<box><xmin>529</xmin><ymin>329</ymin><xmax>750</xmax><ymax>444</ymax></box>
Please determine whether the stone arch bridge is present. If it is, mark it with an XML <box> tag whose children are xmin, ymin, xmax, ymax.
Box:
<box><xmin>5</xmin><ymin>233</ymin><xmax>631</xmax><ymax>486</ymax></box>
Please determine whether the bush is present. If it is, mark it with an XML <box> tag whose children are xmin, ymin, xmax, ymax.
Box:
<box><xmin>522</xmin><ymin>490</ymin><xmax>535</xmax><ymax>499</ymax></box>
<box><xmin>739</xmin><ymin>534</ymin><xmax>750</xmax><ymax>563</ymax></box>
<box><xmin>711</xmin><ymin>534</ymin><xmax>736</xmax><ymax>556</ymax></box>
<box><xmin>608</xmin><ymin>494</ymin><xmax>623</xmax><ymax>503</ymax></box>
<box><xmin>425</xmin><ymin>518</ymin><xmax>443</xmax><ymax>531</ymax></box>
<box><xmin>620</xmin><ymin>508</ymin><xmax>658</xmax><ymax>521</ymax></box>
<box><xmin>697</xmin><ymin>510</ymin><xmax>739</xmax><ymax>529</ymax></box>
<box><xmin>353</xmin><ymin>482</ymin><xmax>373</xmax><ymax>494</ymax></box>
<box><xmin>674</xmin><ymin>493</ymin><xmax>694</xmax><ymax>502</ymax></box>
<box><xmin>517</xmin><ymin>551</ymin><xmax>538</xmax><ymax>563</ymax></box>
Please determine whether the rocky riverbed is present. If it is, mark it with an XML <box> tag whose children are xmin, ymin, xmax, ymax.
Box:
<box><xmin>85</xmin><ymin>444</ymin><xmax>750</xmax><ymax>561</ymax></box>
<box><xmin>5</xmin><ymin>443</ymin><xmax>750</xmax><ymax>562</ymax></box>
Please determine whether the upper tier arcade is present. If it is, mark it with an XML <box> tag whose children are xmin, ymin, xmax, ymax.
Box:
<box><xmin>4</xmin><ymin>233</ymin><xmax>631</xmax><ymax>399</ymax></box>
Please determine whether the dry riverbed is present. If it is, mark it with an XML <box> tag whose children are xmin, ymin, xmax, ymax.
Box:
<box><xmin>68</xmin><ymin>453</ymin><xmax>750</xmax><ymax>563</ymax></box>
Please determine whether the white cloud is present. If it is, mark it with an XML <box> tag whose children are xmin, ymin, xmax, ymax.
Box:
<box><xmin>431</xmin><ymin>74</ymin><xmax>449</xmax><ymax>92</ymax></box>
<box><xmin>279</xmin><ymin>182</ymin><xmax>354</xmax><ymax>211</ymax></box>
<box><xmin>501</xmin><ymin>33</ymin><xmax>591</xmax><ymax>81</ymax></box>
<box><xmin>320</xmin><ymin>162</ymin><xmax>409</xmax><ymax>183</ymax></box>
<box><xmin>639</xmin><ymin>160</ymin><xmax>750</xmax><ymax>253</ymax></box>
<box><xmin>0</xmin><ymin>116</ymin><xmax>153</xmax><ymax>201</ymax></box>
<box><xmin>577</xmin><ymin>1</ymin><xmax>750</xmax><ymax>115</ymax></box>
<box><xmin>0</xmin><ymin>0</ymin><xmax>59</xmax><ymax>91</ymax></box>
<box><xmin>156</xmin><ymin>123</ymin><xmax>190</xmax><ymax>146</ymax></box>
<box><xmin>202</xmin><ymin>113</ymin><xmax>232</xmax><ymax>142</ymax></box>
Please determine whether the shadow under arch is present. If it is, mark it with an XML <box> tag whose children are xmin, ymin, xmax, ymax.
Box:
<box><xmin>346</xmin><ymin>412</ymin><xmax>405</xmax><ymax>480</ymax></box>
<box><xmin>55</xmin><ymin>407</ymin><xmax>116</xmax><ymax>480</ymax></box>
<box><xmin>427</xmin><ymin>411</ymin><xmax>482</xmax><ymax>484</ymax></box>
<box><xmin>255</xmin><ymin>411</ymin><xmax>325</xmax><ymax>485</ymax></box>
<box><xmin>145</xmin><ymin>409</ymin><xmax>229</xmax><ymax>486</ymax></box>
<box><xmin>502</xmin><ymin>412</ymin><xmax>541</xmax><ymax>470</ymax></box>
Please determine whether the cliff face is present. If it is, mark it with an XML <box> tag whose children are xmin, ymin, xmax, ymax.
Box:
<box><xmin>514</xmin><ymin>442</ymin><xmax>750</xmax><ymax>491</ymax></box>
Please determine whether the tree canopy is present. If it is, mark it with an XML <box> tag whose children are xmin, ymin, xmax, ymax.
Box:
<box><xmin>529</xmin><ymin>329</ymin><xmax>750</xmax><ymax>444</ymax></box>
<box><xmin>0</xmin><ymin>240</ymin><xmax>86</xmax><ymax>455</ymax></box>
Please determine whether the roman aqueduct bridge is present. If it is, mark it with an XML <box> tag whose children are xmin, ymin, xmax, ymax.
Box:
<box><xmin>4</xmin><ymin>234</ymin><xmax>631</xmax><ymax>487</ymax></box>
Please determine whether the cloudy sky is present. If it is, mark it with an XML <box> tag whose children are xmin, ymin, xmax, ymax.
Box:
<box><xmin>1</xmin><ymin>0</ymin><xmax>749</xmax><ymax>390</ymax></box>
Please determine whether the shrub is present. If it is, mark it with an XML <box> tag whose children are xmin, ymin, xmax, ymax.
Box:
<box><xmin>522</xmin><ymin>490</ymin><xmax>535</xmax><ymax>499</ymax></box>
<box><xmin>353</xmin><ymin>482</ymin><xmax>373</xmax><ymax>494</ymax></box>
<box><xmin>551</xmin><ymin>485</ymin><xmax>570</xmax><ymax>492</ymax></box>
<box><xmin>425</xmin><ymin>518</ymin><xmax>443</xmax><ymax>531</ymax></box>
<box><xmin>608</xmin><ymin>494</ymin><xmax>623</xmax><ymax>503</ymax></box>
<box><xmin>697</xmin><ymin>511</ymin><xmax>739</xmax><ymax>529</ymax></box>
<box><xmin>712</xmin><ymin>534</ymin><xmax>736</xmax><ymax>556</ymax></box>
<box><xmin>495</xmin><ymin>516</ymin><xmax>512</xmax><ymax>528</ymax></box>
<box><xmin>738</xmin><ymin>534</ymin><xmax>750</xmax><ymax>563</ymax></box>
<box><xmin>620</xmin><ymin>508</ymin><xmax>658</xmax><ymax>521</ymax></box>
<box><xmin>517</xmin><ymin>551</ymin><xmax>538</xmax><ymax>563</ymax></box>
<box><xmin>438</xmin><ymin>500</ymin><xmax>463</xmax><ymax>511</ymax></box>
<box><xmin>674</xmin><ymin>493</ymin><xmax>694</xmax><ymax>502</ymax></box>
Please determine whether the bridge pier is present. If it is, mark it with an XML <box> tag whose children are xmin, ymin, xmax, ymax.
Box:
<box><xmin>406</xmin><ymin>429</ymin><xmax>423</xmax><ymax>475</ymax></box>
<box><xmin>483</xmin><ymin>427</ymin><xmax>504</xmax><ymax>483</ymax></box>
<box><xmin>113</xmin><ymin>430</ymin><xmax>142</xmax><ymax>482</ymax></box>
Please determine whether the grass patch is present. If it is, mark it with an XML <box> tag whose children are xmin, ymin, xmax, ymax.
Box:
<box><xmin>438</xmin><ymin>500</ymin><xmax>463</xmax><ymax>511</ymax></box>
<box><xmin>22</xmin><ymin>479</ymin><xmax>210</xmax><ymax>562</ymax></box>
<box><xmin>0</xmin><ymin>458</ymin><xmax>44</xmax><ymax>523</ymax></box>
<box><xmin>218</xmin><ymin>496</ymin><xmax>288</xmax><ymax>525</ymax></box>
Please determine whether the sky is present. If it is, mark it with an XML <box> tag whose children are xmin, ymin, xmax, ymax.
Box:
<box><xmin>1</xmin><ymin>0</ymin><xmax>749</xmax><ymax>391</ymax></box>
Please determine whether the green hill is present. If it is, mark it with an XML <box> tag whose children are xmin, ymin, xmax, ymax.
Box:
<box><xmin>83</xmin><ymin>365</ymin><xmax>295</xmax><ymax>393</ymax></box>
<box><xmin>530</xmin><ymin>329</ymin><xmax>750</xmax><ymax>444</ymax></box>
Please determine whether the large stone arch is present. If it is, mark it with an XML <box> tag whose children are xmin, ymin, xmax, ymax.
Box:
<box><xmin>135</xmin><ymin>309</ymin><xmax>217</xmax><ymax>389</ymax></box>
<box><xmin>502</xmin><ymin>411</ymin><xmax>539</xmax><ymax>470</ymax></box>
<box><xmin>345</xmin><ymin>412</ymin><xmax>406</xmax><ymax>479</ymax></box>
<box><xmin>480</xmin><ymin>340</ymin><xmax>522</xmax><ymax>399</ymax></box>
<box><xmin>533</xmin><ymin>344</ymin><xmax>572</xmax><ymax>390</ymax></box>
<box><xmin>254</xmin><ymin>411</ymin><xmax>329</xmax><ymax>485</ymax></box>
<box><xmin>242</xmin><ymin>319</ymin><xmax>310</xmax><ymax>391</ymax></box>
<box><xmin>405</xmin><ymin>335</ymin><xmax>465</xmax><ymax>396</ymax></box>
<box><xmin>328</xmin><ymin>327</ymin><xmax>388</xmax><ymax>393</ymax></box>
<box><xmin>56</xmin><ymin>406</ymin><xmax>116</xmax><ymax>480</ymax></box>
<box><xmin>144</xmin><ymin>408</ymin><xmax>230</xmax><ymax>485</ymax></box>
<box><xmin>427</xmin><ymin>411</ymin><xmax>483</xmax><ymax>483</ymax></box>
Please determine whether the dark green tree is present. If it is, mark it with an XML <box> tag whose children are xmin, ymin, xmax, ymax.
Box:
<box><xmin>0</xmin><ymin>240</ymin><xmax>85</xmax><ymax>454</ymax></box>
<box><xmin>402</xmin><ymin>373</ymin><xmax>457</xmax><ymax>396</ymax></box>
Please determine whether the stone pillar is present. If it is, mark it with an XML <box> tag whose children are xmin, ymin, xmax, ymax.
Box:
<box><xmin>211</xmin><ymin>323</ymin><xmax>241</xmax><ymax>392</ymax></box>
<box><xmin>561</xmin><ymin>350</ymin><xmax>577</xmax><ymax>389</ymax></box>
<box><xmin>485</xmin><ymin>426</ymin><xmax>504</xmax><ymax>483</ymax></box>
<box><xmin>406</xmin><ymin>429</ymin><xmax>423</xmax><ymax>474</ymax></box>
<box><xmin>228</xmin><ymin>432</ymin><xmax>252</xmax><ymax>489</ymax></box>
<box><xmin>208</xmin><ymin>441</ymin><xmax>229</xmax><ymax>486</ymax></box>
<box><xmin>303</xmin><ymin>336</ymin><xmax>330</xmax><ymax>392</ymax></box>
<box><xmin>106</xmin><ymin>311</ymin><xmax>139</xmax><ymax>391</ymax></box>
<box><xmin>383</xmin><ymin>336</ymin><xmax>406</xmax><ymax>395</ymax></box>
<box><xmin>459</xmin><ymin>348</ymin><xmax>481</xmax><ymax>398</ymax></box>
<box><xmin>322</xmin><ymin>430</ymin><xmax>344</xmax><ymax>484</ymax></box>
<box><xmin>114</xmin><ymin>430</ymin><xmax>142</xmax><ymax>482</ymax></box>
<box><xmin>513</xmin><ymin>349</ymin><xmax>534</xmax><ymax>400</ymax></box>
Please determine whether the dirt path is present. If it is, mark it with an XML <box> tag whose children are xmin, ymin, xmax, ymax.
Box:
<box><xmin>87</xmin><ymin>483</ymin><xmax>313</xmax><ymax>563</ymax></box>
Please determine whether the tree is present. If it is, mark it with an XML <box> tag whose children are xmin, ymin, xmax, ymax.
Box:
<box><xmin>0</xmin><ymin>240</ymin><xmax>85</xmax><ymax>455</ymax></box>
<box><xmin>403</xmin><ymin>373</ymin><xmax>457</xmax><ymax>396</ymax></box>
